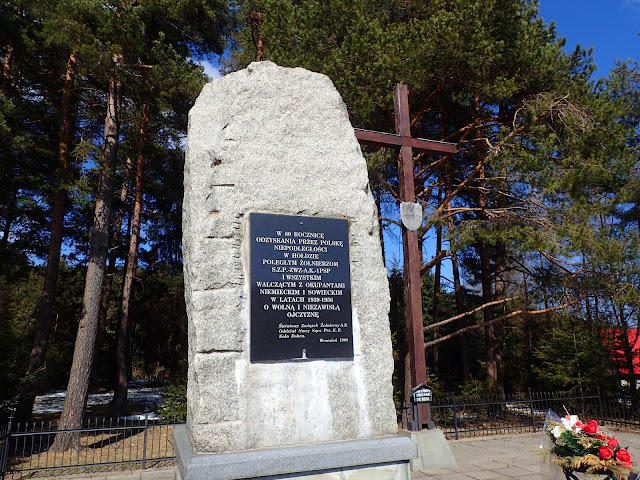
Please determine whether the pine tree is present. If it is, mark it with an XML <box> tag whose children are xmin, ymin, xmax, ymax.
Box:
<box><xmin>52</xmin><ymin>0</ymin><xmax>234</xmax><ymax>447</ymax></box>
<box><xmin>227</xmin><ymin>0</ymin><xmax>597</xmax><ymax>393</ymax></box>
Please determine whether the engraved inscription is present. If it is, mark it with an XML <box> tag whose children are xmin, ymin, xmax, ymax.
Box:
<box><xmin>250</xmin><ymin>213</ymin><xmax>353</xmax><ymax>361</ymax></box>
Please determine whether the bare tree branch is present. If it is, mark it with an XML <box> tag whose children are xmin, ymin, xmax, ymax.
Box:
<box><xmin>410</xmin><ymin>83</ymin><xmax>445</xmax><ymax>130</ymax></box>
<box><xmin>372</xmin><ymin>168</ymin><xmax>399</xmax><ymax>201</ymax></box>
<box><xmin>424</xmin><ymin>295</ymin><xmax>521</xmax><ymax>332</ymax></box>
<box><xmin>420</xmin><ymin>250</ymin><xmax>450</xmax><ymax>276</ymax></box>
<box><xmin>421</xmin><ymin>158</ymin><xmax>484</xmax><ymax>233</ymax></box>
<box><xmin>424</xmin><ymin>298</ymin><xmax>582</xmax><ymax>348</ymax></box>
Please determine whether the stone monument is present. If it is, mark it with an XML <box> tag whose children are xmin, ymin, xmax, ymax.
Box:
<box><xmin>175</xmin><ymin>61</ymin><xmax>417</xmax><ymax>480</ymax></box>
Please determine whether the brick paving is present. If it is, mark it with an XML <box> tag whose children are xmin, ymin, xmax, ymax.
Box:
<box><xmin>412</xmin><ymin>428</ymin><xmax>640</xmax><ymax>480</ymax></box>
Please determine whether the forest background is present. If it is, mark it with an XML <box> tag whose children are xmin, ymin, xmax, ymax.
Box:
<box><xmin>1</xmin><ymin>0</ymin><xmax>639</xmax><ymax>436</ymax></box>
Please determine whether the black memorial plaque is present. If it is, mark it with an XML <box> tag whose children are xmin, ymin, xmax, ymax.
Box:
<box><xmin>249</xmin><ymin>212</ymin><xmax>353</xmax><ymax>361</ymax></box>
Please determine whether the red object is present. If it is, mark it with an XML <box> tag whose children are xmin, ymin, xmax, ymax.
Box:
<box><xmin>583</xmin><ymin>420</ymin><xmax>599</xmax><ymax>435</ymax></box>
<box><xmin>599</xmin><ymin>446</ymin><xmax>614</xmax><ymax>460</ymax></box>
<box><xmin>604</xmin><ymin>329</ymin><xmax>640</xmax><ymax>375</ymax></box>
<box><xmin>607</xmin><ymin>437</ymin><xmax>620</xmax><ymax>449</ymax></box>
<box><xmin>616</xmin><ymin>448</ymin><xmax>633</xmax><ymax>466</ymax></box>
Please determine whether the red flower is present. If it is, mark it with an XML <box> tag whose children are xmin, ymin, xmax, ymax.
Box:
<box><xmin>616</xmin><ymin>448</ymin><xmax>633</xmax><ymax>466</ymax></box>
<box><xmin>607</xmin><ymin>437</ymin><xmax>620</xmax><ymax>449</ymax></box>
<box><xmin>583</xmin><ymin>420</ymin><xmax>599</xmax><ymax>435</ymax></box>
<box><xmin>596</xmin><ymin>433</ymin><xmax>607</xmax><ymax>441</ymax></box>
<box><xmin>575</xmin><ymin>420</ymin><xmax>585</xmax><ymax>429</ymax></box>
<box><xmin>599</xmin><ymin>446</ymin><xmax>614</xmax><ymax>460</ymax></box>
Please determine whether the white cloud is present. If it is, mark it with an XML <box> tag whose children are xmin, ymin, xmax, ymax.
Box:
<box><xmin>196</xmin><ymin>59</ymin><xmax>222</xmax><ymax>80</ymax></box>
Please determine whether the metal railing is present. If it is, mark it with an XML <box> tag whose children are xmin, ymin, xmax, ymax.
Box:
<box><xmin>4</xmin><ymin>390</ymin><xmax>640</xmax><ymax>477</ymax></box>
<box><xmin>398</xmin><ymin>389</ymin><xmax>640</xmax><ymax>439</ymax></box>
<box><xmin>0</xmin><ymin>413</ymin><xmax>184</xmax><ymax>479</ymax></box>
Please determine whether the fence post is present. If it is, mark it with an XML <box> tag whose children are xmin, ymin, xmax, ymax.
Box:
<box><xmin>452</xmin><ymin>392</ymin><xmax>459</xmax><ymax>440</ymax></box>
<box><xmin>528</xmin><ymin>389</ymin><xmax>537</xmax><ymax>433</ymax></box>
<box><xmin>0</xmin><ymin>415</ymin><xmax>13</xmax><ymax>480</ymax></box>
<box><xmin>597</xmin><ymin>388</ymin><xmax>604</xmax><ymax>426</ymax></box>
<box><xmin>142</xmin><ymin>412</ymin><xmax>149</xmax><ymax>469</ymax></box>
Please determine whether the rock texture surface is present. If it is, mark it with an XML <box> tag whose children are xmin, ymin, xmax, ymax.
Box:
<box><xmin>183</xmin><ymin>61</ymin><xmax>397</xmax><ymax>453</ymax></box>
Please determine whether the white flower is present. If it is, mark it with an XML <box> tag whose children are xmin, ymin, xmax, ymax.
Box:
<box><xmin>551</xmin><ymin>425</ymin><xmax>565</xmax><ymax>438</ymax></box>
<box><xmin>561</xmin><ymin>415</ymin><xmax>579</xmax><ymax>430</ymax></box>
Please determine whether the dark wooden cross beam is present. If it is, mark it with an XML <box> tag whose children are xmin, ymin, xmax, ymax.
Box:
<box><xmin>354</xmin><ymin>83</ymin><xmax>456</xmax><ymax>424</ymax></box>
<box><xmin>355</xmin><ymin>129</ymin><xmax>456</xmax><ymax>154</ymax></box>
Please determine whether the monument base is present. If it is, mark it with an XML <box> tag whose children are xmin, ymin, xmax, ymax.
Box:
<box><xmin>399</xmin><ymin>429</ymin><xmax>456</xmax><ymax>471</ymax></box>
<box><xmin>174</xmin><ymin>425</ymin><xmax>417</xmax><ymax>480</ymax></box>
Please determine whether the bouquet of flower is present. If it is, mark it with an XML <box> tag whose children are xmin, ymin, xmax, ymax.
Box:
<box><xmin>542</xmin><ymin>410</ymin><xmax>634</xmax><ymax>478</ymax></box>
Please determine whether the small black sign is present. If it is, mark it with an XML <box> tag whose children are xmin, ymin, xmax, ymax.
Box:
<box><xmin>412</xmin><ymin>387</ymin><xmax>432</xmax><ymax>403</ymax></box>
<box><xmin>249</xmin><ymin>213</ymin><xmax>353</xmax><ymax>362</ymax></box>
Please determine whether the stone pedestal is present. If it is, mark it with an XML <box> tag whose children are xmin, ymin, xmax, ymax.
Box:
<box><xmin>179</xmin><ymin>61</ymin><xmax>415</xmax><ymax>479</ymax></box>
<box><xmin>175</xmin><ymin>425</ymin><xmax>416</xmax><ymax>480</ymax></box>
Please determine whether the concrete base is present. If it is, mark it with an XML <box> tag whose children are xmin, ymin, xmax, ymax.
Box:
<box><xmin>399</xmin><ymin>429</ymin><xmax>456</xmax><ymax>471</ymax></box>
<box><xmin>174</xmin><ymin>425</ymin><xmax>417</xmax><ymax>480</ymax></box>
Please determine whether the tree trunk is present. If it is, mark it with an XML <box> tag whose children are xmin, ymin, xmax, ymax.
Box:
<box><xmin>249</xmin><ymin>10</ymin><xmax>265</xmax><ymax>61</ymax></box>
<box><xmin>93</xmin><ymin>158</ymin><xmax>132</xmax><ymax>380</ymax></box>
<box><xmin>582</xmin><ymin>254</ymin><xmax>592</xmax><ymax>325</ymax></box>
<box><xmin>540</xmin><ymin>253</ymin><xmax>551</xmax><ymax>324</ymax></box>
<box><xmin>52</xmin><ymin>78</ymin><xmax>121</xmax><ymax>452</ymax></box>
<box><xmin>15</xmin><ymin>50</ymin><xmax>77</xmax><ymax>423</ymax></box>
<box><xmin>451</xmin><ymin>248</ymin><xmax>470</xmax><ymax>381</ymax></box>
<box><xmin>490</xmin><ymin>171</ymin><xmax>508</xmax><ymax>392</ymax></box>
<box><xmin>112</xmin><ymin>103</ymin><xmax>148</xmax><ymax>417</ymax></box>
<box><xmin>615</xmin><ymin>304</ymin><xmax>638</xmax><ymax>408</ymax></box>
<box><xmin>477</xmin><ymin>160</ymin><xmax>500</xmax><ymax>391</ymax></box>
<box><xmin>480</xmin><ymin>237</ymin><xmax>498</xmax><ymax>388</ymax></box>
<box><xmin>447</xmin><ymin>204</ymin><xmax>469</xmax><ymax>381</ymax></box>
<box><xmin>492</xmin><ymin>240</ymin><xmax>506</xmax><ymax>390</ymax></box>
<box><xmin>432</xmin><ymin>187</ymin><xmax>442</xmax><ymax>374</ymax></box>
<box><xmin>2</xmin><ymin>43</ymin><xmax>13</xmax><ymax>83</ymax></box>
<box><xmin>403</xmin><ymin>351</ymin><xmax>412</xmax><ymax>413</ymax></box>
<box><xmin>472</xmin><ymin>92</ymin><xmax>501</xmax><ymax>392</ymax></box>
<box><xmin>1</xmin><ymin>187</ymin><xmax>16</xmax><ymax>254</ymax></box>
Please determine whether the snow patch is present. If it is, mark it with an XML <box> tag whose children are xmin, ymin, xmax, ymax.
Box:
<box><xmin>31</xmin><ymin>385</ymin><xmax>164</xmax><ymax>416</ymax></box>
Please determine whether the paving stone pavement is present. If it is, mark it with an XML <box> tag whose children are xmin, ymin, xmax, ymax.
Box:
<box><xmin>411</xmin><ymin>428</ymin><xmax>640</xmax><ymax>480</ymax></box>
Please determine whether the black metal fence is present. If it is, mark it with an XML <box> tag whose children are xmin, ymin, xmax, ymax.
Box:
<box><xmin>0</xmin><ymin>414</ymin><xmax>184</xmax><ymax>479</ymax></box>
<box><xmin>3</xmin><ymin>391</ymin><xmax>640</xmax><ymax>478</ymax></box>
<box><xmin>399</xmin><ymin>389</ymin><xmax>640</xmax><ymax>439</ymax></box>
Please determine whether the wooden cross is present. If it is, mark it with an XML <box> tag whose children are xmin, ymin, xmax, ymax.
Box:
<box><xmin>354</xmin><ymin>83</ymin><xmax>456</xmax><ymax>425</ymax></box>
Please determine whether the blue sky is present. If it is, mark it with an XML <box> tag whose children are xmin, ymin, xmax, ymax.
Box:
<box><xmin>538</xmin><ymin>0</ymin><xmax>640</xmax><ymax>77</ymax></box>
